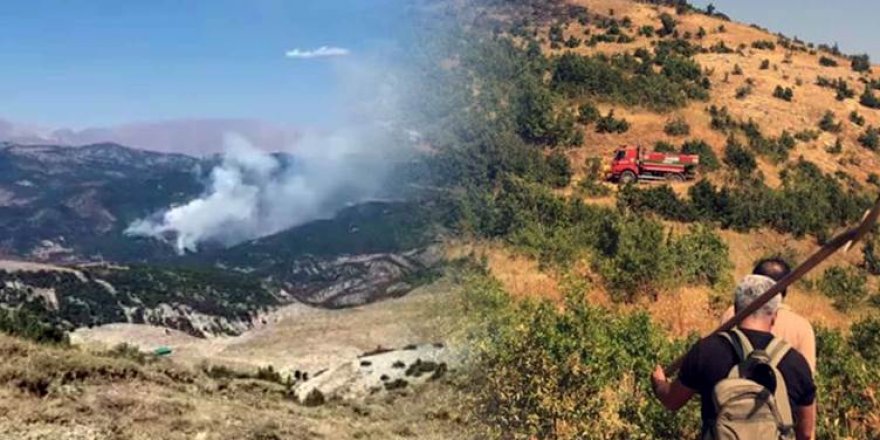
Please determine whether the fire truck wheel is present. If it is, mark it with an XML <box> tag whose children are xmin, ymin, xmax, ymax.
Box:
<box><xmin>620</xmin><ymin>171</ymin><xmax>637</xmax><ymax>184</ymax></box>
<box><xmin>667</xmin><ymin>173</ymin><xmax>684</xmax><ymax>182</ymax></box>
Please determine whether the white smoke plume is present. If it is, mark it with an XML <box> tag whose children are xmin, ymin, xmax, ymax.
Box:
<box><xmin>126</xmin><ymin>126</ymin><xmax>403</xmax><ymax>254</ymax></box>
<box><xmin>126</xmin><ymin>39</ymin><xmax>416</xmax><ymax>254</ymax></box>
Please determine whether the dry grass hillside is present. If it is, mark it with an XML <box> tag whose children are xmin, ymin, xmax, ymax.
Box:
<box><xmin>0</xmin><ymin>276</ymin><xmax>475</xmax><ymax>439</ymax></box>
<box><xmin>541</xmin><ymin>0</ymin><xmax>880</xmax><ymax>186</ymax></box>
<box><xmin>459</xmin><ymin>0</ymin><xmax>880</xmax><ymax>338</ymax></box>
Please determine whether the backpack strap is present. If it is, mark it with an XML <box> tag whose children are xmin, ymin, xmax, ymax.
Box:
<box><xmin>765</xmin><ymin>336</ymin><xmax>795</xmax><ymax>430</ymax></box>
<box><xmin>729</xmin><ymin>327</ymin><xmax>755</xmax><ymax>356</ymax></box>
<box><xmin>765</xmin><ymin>337</ymin><xmax>792</xmax><ymax>368</ymax></box>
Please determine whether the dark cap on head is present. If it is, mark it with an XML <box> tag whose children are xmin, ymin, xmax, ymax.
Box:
<box><xmin>752</xmin><ymin>257</ymin><xmax>792</xmax><ymax>297</ymax></box>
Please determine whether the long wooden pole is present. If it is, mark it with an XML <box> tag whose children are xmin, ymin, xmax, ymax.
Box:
<box><xmin>666</xmin><ymin>196</ymin><xmax>880</xmax><ymax>375</ymax></box>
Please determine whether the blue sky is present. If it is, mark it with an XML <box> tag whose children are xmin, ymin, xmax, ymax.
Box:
<box><xmin>0</xmin><ymin>0</ymin><xmax>409</xmax><ymax>129</ymax></box>
<box><xmin>691</xmin><ymin>1</ymin><xmax>880</xmax><ymax>61</ymax></box>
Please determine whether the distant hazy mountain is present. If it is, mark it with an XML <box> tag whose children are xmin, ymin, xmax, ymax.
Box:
<box><xmin>0</xmin><ymin>118</ymin><xmax>301</xmax><ymax>155</ymax></box>
<box><xmin>0</xmin><ymin>142</ymin><xmax>206</xmax><ymax>261</ymax></box>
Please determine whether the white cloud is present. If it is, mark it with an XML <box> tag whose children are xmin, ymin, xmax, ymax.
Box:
<box><xmin>285</xmin><ymin>46</ymin><xmax>351</xmax><ymax>59</ymax></box>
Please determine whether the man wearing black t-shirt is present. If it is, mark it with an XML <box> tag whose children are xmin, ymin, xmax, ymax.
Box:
<box><xmin>650</xmin><ymin>275</ymin><xmax>816</xmax><ymax>440</ymax></box>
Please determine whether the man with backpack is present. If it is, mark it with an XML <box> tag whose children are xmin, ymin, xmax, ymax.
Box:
<box><xmin>721</xmin><ymin>258</ymin><xmax>816</xmax><ymax>373</ymax></box>
<box><xmin>650</xmin><ymin>275</ymin><xmax>816</xmax><ymax>440</ymax></box>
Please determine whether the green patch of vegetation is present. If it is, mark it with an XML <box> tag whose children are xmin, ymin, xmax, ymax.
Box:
<box><xmin>819</xmin><ymin>111</ymin><xmax>842</xmax><ymax>133</ymax></box>
<box><xmin>663</xmin><ymin>116</ymin><xmax>690</xmax><ymax>136</ymax></box>
<box><xmin>595</xmin><ymin>110</ymin><xmax>630</xmax><ymax>133</ymax></box>
<box><xmin>818</xmin><ymin>266</ymin><xmax>868</xmax><ymax>311</ymax></box>
<box><xmin>858</xmin><ymin>126</ymin><xmax>880</xmax><ymax>151</ymax></box>
<box><xmin>819</xmin><ymin>56</ymin><xmax>838</xmax><ymax>67</ymax></box>
<box><xmin>723</xmin><ymin>136</ymin><xmax>756</xmax><ymax>178</ymax></box>
<box><xmin>551</xmin><ymin>49</ymin><xmax>708</xmax><ymax>111</ymax></box>
<box><xmin>850</xmin><ymin>111</ymin><xmax>866</xmax><ymax>126</ymax></box>
<box><xmin>773</xmin><ymin>85</ymin><xmax>793</xmax><ymax>101</ymax></box>
<box><xmin>851</xmin><ymin>54</ymin><xmax>872</xmax><ymax>73</ymax></box>
<box><xmin>680</xmin><ymin>139</ymin><xmax>720</xmax><ymax>171</ymax></box>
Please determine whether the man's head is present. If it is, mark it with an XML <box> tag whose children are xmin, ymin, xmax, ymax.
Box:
<box><xmin>752</xmin><ymin>257</ymin><xmax>792</xmax><ymax>297</ymax></box>
<box><xmin>735</xmin><ymin>274</ymin><xmax>780</xmax><ymax>329</ymax></box>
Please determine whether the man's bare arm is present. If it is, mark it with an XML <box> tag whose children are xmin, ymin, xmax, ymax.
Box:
<box><xmin>795</xmin><ymin>403</ymin><xmax>816</xmax><ymax>440</ymax></box>
<box><xmin>651</xmin><ymin>365</ymin><xmax>695</xmax><ymax>411</ymax></box>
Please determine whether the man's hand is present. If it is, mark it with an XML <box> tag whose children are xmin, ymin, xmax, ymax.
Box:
<box><xmin>651</xmin><ymin>365</ymin><xmax>667</xmax><ymax>389</ymax></box>
<box><xmin>650</xmin><ymin>364</ymin><xmax>694</xmax><ymax>411</ymax></box>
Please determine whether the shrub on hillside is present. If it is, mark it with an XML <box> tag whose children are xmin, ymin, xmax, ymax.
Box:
<box><xmin>597</xmin><ymin>216</ymin><xmax>673</xmax><ymax>301</ymax></box>
<box><xmin>577</xmin><ymin>157</ymin><xmax>611</xmax><ymax>198</ymax></box>
<box><xmin>464</xmin><ymin>274</ymin><xmax>699</xmax><ymax>439</ymax></box>
<box><xmin>663</xmin><ymin>116</ymin><xmax>690</xmax><ymax>136</ymax></box>
<box><xmin>851</xmin><ymin>54</ymin><xmax>871</xmax><ymax>73</ymax></box>
<box><xmin>818</xmin><ymin>266</ymin><xmax>868</xmax><ymax>311</ymax></box>
<box><xmin>546</xmin><ymin>150</ymin><xmax>573</xmax><ymax>188</ymax></box>
<box><xmin>667</xmin><ymin>223</ymin><xmax>732</xmax><ymax>287</ymax></box>
<box><xmin>858</xmin><ymin>126</ymin><xmax>880</xmax><ymax>150</ymax></box>
<box><xmin>680</xmin><ymin>139</ymin><xmax>720</xmax><ymax>171</ymax></box>
<box><xmin>654</xmin><ymin>141</ymin><xmax>676</xmax><ymax>152</ymax></box>
<box><xmin>819</xmin><ymin>56</ymin><xmax>838</xmax><ymax>67</ymax></box>
<box><xmin>825</xmin><ymin>138</ymin><xmax>843</xmax><ymax>154</ymax></box>
<box><xmin>773</xmin><ymin>85</ymin><xmax>793</xmax><ymax>101</ymax></box>
<box><xmin>818</xmin><ymin>111</ymin><xmax>842</xmax><ymax>133</ymax></box>
<box><xmin>751</xmin><ymin>40</ymin><xmax>776</xmax><ymax>50</ymax></box>
<box><xmin>850</xmin><ymin>111</ymin><xmax>866</xmax><ymax>126</ymax></box>
<box><xmin>815</xmin><ymin>327</ymin><xmax>880</xmax><ymax>439</ymax></box>
<box><xmin>514</xmin><ymin>80</ymin><xmax>581</xmax><ymax>146</ymax></box>
<box><xmin>860</xmin><ymin>86</ymin><xmax>880</xmax><ymax>109</ymax></box>
<box><xmin>863</xmin><ymin>229</ymin><xmax>880</xmax><ymax>275</ymax></box>
<box><xmin>760</xmin><ymin>59</ymin><xmax>770</xmax><ymax>70</ymax></box>
<box><xmin>723</xmin><ymin>136</ymin><xmax>756</xmax><ymax>177</ymax></box>
<box><xmin>659</xmin><ymin>13</ymin><xmax>676</xmax><ymax>36</ymax></box>
<box><xmin>850</xmin><ymin>316</ymin><xmax>880</xmax><ymax>362</ymax></box>
<box><xmin>577</xmin><ymin>102</ymin><xmax>600</xmax><ymax>124</ymax></box>
<box><xmin>595</xmin><ymin>110</ymin><xmax>630</xmax><ymax>133</ymax></box>
<box><xmin>735</xmin><ymin>84</ymin><xmax>753</xmax><ymax>99</ymax></box>
<box><xmin>708</xmin><ymin>105</ymin><xmax>737</xmax><ymax>132</ymax></box>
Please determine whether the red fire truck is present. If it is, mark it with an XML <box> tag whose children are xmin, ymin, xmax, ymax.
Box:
<box><xmin>605</xmin><ymin>146</ymin><xmax>700</xmax><ymax>184</ymax></box>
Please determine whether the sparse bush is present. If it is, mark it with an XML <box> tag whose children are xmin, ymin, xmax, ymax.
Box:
<box><xmin>595</xmin><ymin>110</ymin><xmax>630</xmax><ymax>133</ymax></box>
<box><xmin>858</xmin><ymin>126</ymin><xmax>880</xmax><ymax>150</ymax></box>
<box><xmin>773</xmin><ymin>85</ymin><xmax>793</xmax><ymax>101</ymax></box>
<box><xmin>663</xmin><ymin>116</ymin><xmax>690</xmax><ymax>136</ymax></box>
<box><xmin>735</xmin><ymin>84</ymin><xmax>752</xmax><ymax>100</ymax></box>
<box><xmin>638</xmin><ymin>25</ymin><xmax>655</xmax><ymax>37</ymax></box>
<box><xmin>851</xmin><ymin>54</ymin><xmax>871</xmax><ymax>73</ymax></box>
<box><xmin>818</xmin><ymin>266</ymin><xmax>868</xmax><ymax>311</ymax></box>
<box><xmin>732</xmin><ymin>64</ymin><xmax>743</xmax><ymax>75</ymax></box>
<box><xmin>708</xmin><ymin>105</ymin><xmax>736</xmax><ymax>132</ymax></box>
<box><xmin>794</xmin><ymin>129</ymin><xmax>820</xmax><ymax>142</ymax></box>
<box><xmin>751</xmin><ymin>40</ymin><xmax>776</xmax><ymax>50</ymax></box>
<box><xmin>818</xmin><ymin>111</ymin><xmax>842</xmax><ymax>133</ymax></box>
<box><xmin>565</xmin><ymin>36</ymin><xmax>581</xmax><ymax>48</ymax></box>
<box><xmin>654</xmin><ymin>141</ymin><xmax>676</xmax><ymax>152</ymax></box>
<box><xmin>659</xmin><ymin>12</ymin><xmax>676</xmax><ymax>36</ymax></box>
<box><xmin>860</xmin><ymin>85</ymin><xmax>880</xmax><ymax>109</ymax></box>
<box><xmin>825</xmin><ymin>138</ymin><xmax>843</xmax><ymax>154</ymax></box>
<box><xmin>850</xmin><ymin>111</ymin><xmax>866</xmax><ymax>126</ymax></box>
<box><xmin>760</xmin><ymin>59</ymin><xmax>770</xmax><ymax>70</ymax></box>
<box><xmin>577</xmin><ymin>102</ymin><xmax>600</xmax><ymax>124</ymax></box>
<box><xmin>819</xmin><ymin>56</ymin><xmax>838</xmax><ymax>67</ymax></box>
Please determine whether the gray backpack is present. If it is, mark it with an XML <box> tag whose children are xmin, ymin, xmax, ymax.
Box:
<box><xmin>708</xmin><ymin>328</ymin><xmax>795</xmax><ymax>440</ymax></box>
